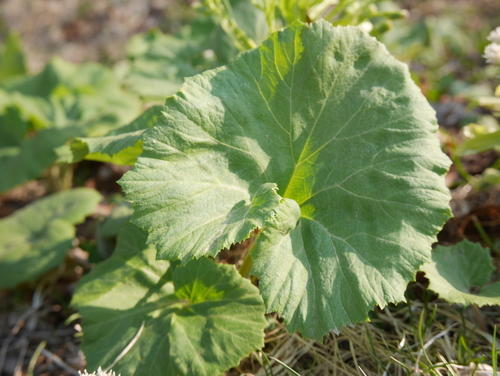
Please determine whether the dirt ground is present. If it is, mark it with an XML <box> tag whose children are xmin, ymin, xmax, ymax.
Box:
<box><xmin>0</xmin><ymin>0</ymin><xmax>190</xmax><ymax>71</ymax></box>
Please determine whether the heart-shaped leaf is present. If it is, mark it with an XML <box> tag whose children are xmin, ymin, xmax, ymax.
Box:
<box><xmin>73</xmin><ymin>222</ymin><xmax>267</xmax><ymax>376</ymax></box>
<box><xmin>121</xmin><ymin>21</ymin><xmax>450</xmax><ymax>337</ymax></box>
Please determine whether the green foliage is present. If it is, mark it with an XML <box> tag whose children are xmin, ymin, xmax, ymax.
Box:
<box><xmin>73</xmin><ymin>222</ymin><xmax>267</xmax><ymax>376</ymax></box>
<box><xmin>68</xmin><ymin>105</ymin><xmax>164</xmax><ymax>166</ymax></box>
<box><xmin>0</xmin><ymin>58</ymin><xmax>140</xmax><ymax>192</ymax></box>
<box><xmin>0</xmin><ymin>2</ymin><xmax>498</xmax><ymax>374</ymax></box>
<box><xmin>0</xmin><ymin>126</ymin><xmax>80</xmax><ymax>192</ymax></box>
<box><xmin>456</xmin><ymin>123</ymin><xmax>500</xmax><ymax>156</ymax></box>
<box><xmin>1</xmin><ymin>58</ymin><xmax>139</xmax><ymax>132</ymax></box>
<box><xmin>381</xmin><ymin>7</ymin><xmax>499</xmax><ymax>100</ymax></box>
<box><xmin>422</xmin><ymin>240</ymin><xmax>500</xmax><ymax>306</ymax></box>
<box><xmin>0</xmin><ymin>34</ymin><xmax>27</xmax><ymax>81</ymax></box>
<box><xmin>0</xmin><ymin>188</ymin><xmax>101</xmax><ymax>288</ymax></box>
<box><xmin>121</xmin><ymin>21</ymin><xmax>451</xmax><ymax>338</ymax></box>
<box><xmin>199</xmin><ymin>0</ymin><xmax>404</xmax><ymax>60</ymax></box>
<box><xmin>120</xmin><ymin>21</ymin><xmax>220</xmax><ymax>100</ymax></box>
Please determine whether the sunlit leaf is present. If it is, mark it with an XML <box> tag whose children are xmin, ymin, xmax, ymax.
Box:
<box><xmin>121</xmin><ymin>21</ymin><xmax>450</xmax><ymax>338</ymax></box>
<box><xmin>73</xmin><ymin>222</ymin><xmax>267</xmax><ymax>376</ymax></box>
<box><xmin>67</xmin><ymin>105</ymin><xmax>163</xmax><ymax>166</ymax></box>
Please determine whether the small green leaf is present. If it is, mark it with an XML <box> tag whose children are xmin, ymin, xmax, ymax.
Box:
<box><xmin>0</xmin><ymin>34</ymin><xmax>27</xmax><ymax>81</ymax></box>
<box><xmin>0</xmin><ymin>126</ymin><xmax>80</xmax><ymax>192</ymax></box>
<box><xmin>121</xmin><ymin>21</ymin><xmax>450</xmax><ymax>337</ymax></box>
<box><xmin>67</xmin><ymin>105</ymin><xmax>164</xmax><ymax>166</ymax></box>
<box><xmin>73</xmin><ymin>223</ymin><xmax>267</xmax><ymax>376</ymax></box>
<box><xmin>0</xmin><ymin>103</ymin><xmax>28</xmax><ymax>148</ymax></box>
<box><xmin>456</xmin><ymin>130</ymin><xmax>500</xmax><ymax>156</ymax></box>
<box><xmin>422</xmin><ymin>240</ymin><xmax>500</xmax><ymax>306</ymax></box>
<box><xmin>0</xmin><ymin>188</ymin><xmax>101</xmax><ymax>288</ymax></box>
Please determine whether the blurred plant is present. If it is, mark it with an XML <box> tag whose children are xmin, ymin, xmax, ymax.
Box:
<box><xmin>196</xmin><ymin>0</ymin><xmax>406</xmax><ymax>55</ymax></box>
<box><xmin>116</xmin><ymin>18</ymin><xmax>220</xmax><ymax>101</ymax></box>
<box><xmin>382</xmin><ymin>9</ymin><xmax>498</xmax><ymax>102</ymax></box>
<box><xmin>484</xmin><ymin>26</ymin><xmax>500</xmax><ymax>65</ymax></box>
<box><xmin>0</xmin><ymin>58</ymin><xmax>140</xmax><ymax>192</ymax></box>
<box><xmin>0</xmin><ymin>34</ymin><xmax>26</xmax><ymax>81</ymax></box>
<box><xmin>0</xmin><ymin>188</ymin><xmax>101</xmax><ymax>288</ymax></box>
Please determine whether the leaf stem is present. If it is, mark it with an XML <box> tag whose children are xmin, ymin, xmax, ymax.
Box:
<box><xmin>239</xmin><ymin>251</ymin><xmax>253</xmax><ymax>278</ymax></box>
<box><xmin>46</xmin><ymin>163</ymin><xmax>74</xmax><ymax>192</ymax></box>
<box><xmin>471</xmin><ymin>215</ymin><xmax>496</xmax><ymax>254</ymax></box>
<box><xmin>239</xmin><ymin>230</ymin><xmax>260</xmax><ymax>278</ymax></box>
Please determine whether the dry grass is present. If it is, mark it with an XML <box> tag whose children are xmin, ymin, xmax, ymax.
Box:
<box><xmin>233</xmin><ymin>296</ymin><xmax>499</xmax><ymax>376</ymax></box>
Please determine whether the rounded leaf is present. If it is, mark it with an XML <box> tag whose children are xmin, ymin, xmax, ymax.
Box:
<box><xmin>73</xmin><ymin>223</ymin><xmax>267</xmax><ymax>376</ymax></box>
<box><xmin>121</xmin><ymin>21</ymin><xmax>451</xmax><ymax>337</ymax></box>
<box><xmin>422</xmin><ymin>240</ymin><xmax>500</xmax><ymax>306</ymax></box>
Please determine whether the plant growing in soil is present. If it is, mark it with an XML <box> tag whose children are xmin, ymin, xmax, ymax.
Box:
<box><xmin>72</xmin><ymin>20</ymin><xmax>455</xmax><ymax>375</ymax></box>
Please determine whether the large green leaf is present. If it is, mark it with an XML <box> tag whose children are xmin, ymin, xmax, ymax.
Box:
<box><xmin>67</xmin><ymin>105</ymin><xmax>164</xmax><ymax>166</ymax></box>
<box><xmin>0</xmin><ymin>188</ymin><xmax>101</xmax><ymax>288</ymax></box>
<box><xmin>73</xmin><ymin>222</ymin><xmax>267</xmax><ymax>376</ymax></box>
<box><xmin>422</xmin><ymin>240</ymin><xmax>500</xmax><ymax>306</ymax></box>
<box><xmin>121</xmin><ymin>21</ymin><xmax>451</xmax><ymax>338</ymax></box>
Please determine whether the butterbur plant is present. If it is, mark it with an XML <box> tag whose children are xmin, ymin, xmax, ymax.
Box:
<box><xmin>74</xmin><ymin>20</ymin><xmax>451</xmax><ymax>374</ymax></box>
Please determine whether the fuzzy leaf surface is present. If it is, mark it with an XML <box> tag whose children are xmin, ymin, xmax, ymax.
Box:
<box><xmin>121</xmin><ymin>21</ymin><xmax>451</xmax><ymax>337</ymax></box>
<box><xmin>73</xmin><ymin>223</ymin><xmax>266</xmax><ymax>376</ymax></box>
<box><xmin>0</xmin><ymin>188</ymin><xmax>101</xmax><ymax>288</ymax></box>
<box><xmin>422</xmin><ymin>240</ymin><xmax>500</xmax><ymax>306</ymax></box>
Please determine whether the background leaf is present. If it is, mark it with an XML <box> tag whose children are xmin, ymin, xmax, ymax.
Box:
<box><xmin>121</xmin><ymin>21</ymin><xmax>219</xmax><ymax>100</ymax></box>
<box><xmin>0</xmin><ymin>34</ymin><xmax>27</xmax><ymax>81</ymax></box>
<box><xmin>0</xmin><ymin>188</ymin><xmax>101</xmax><ymax>288</ymax></box>
<box><xmin>1</xmin><ymin>58</ymin><xmax>140</xmax><ymax>133</ymax></box>
<box><xmin>0</xmin><ymin>126</ymin><xmax>79</xmax><ymax>192</ymax></box>
<box><xmin>73</xmin><ymin>222</ymin><xmax>267</xmax><ymax>376</ymax></box>
<box><xmin>66</xmin><ymin>105</ymin><xmax>164</xmax><ymax>166</ymax></box>
<box><xmin>422</xmin><ymin>240</ymin><xmax>500</xmax><ymax>306</ymax></box>
<box><xmin>0</xmin><ymin>58</ymin><xmax>140</xmax><ymax>191</ymax></box>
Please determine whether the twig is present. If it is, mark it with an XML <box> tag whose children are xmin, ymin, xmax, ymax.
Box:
<box><xmin>14</xmin><ymin>338</ymin><xmax>29</xmax><ymax>376</ymax></box>
<box><xmin>0</xmin><ymin>289</ymin><xmax>43</xmax><ymax>371</ymax></box>
<box><xmin>41</xmin><ymin>349</ymin><xmax>79</xmax><ymax>376</ymax></box>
